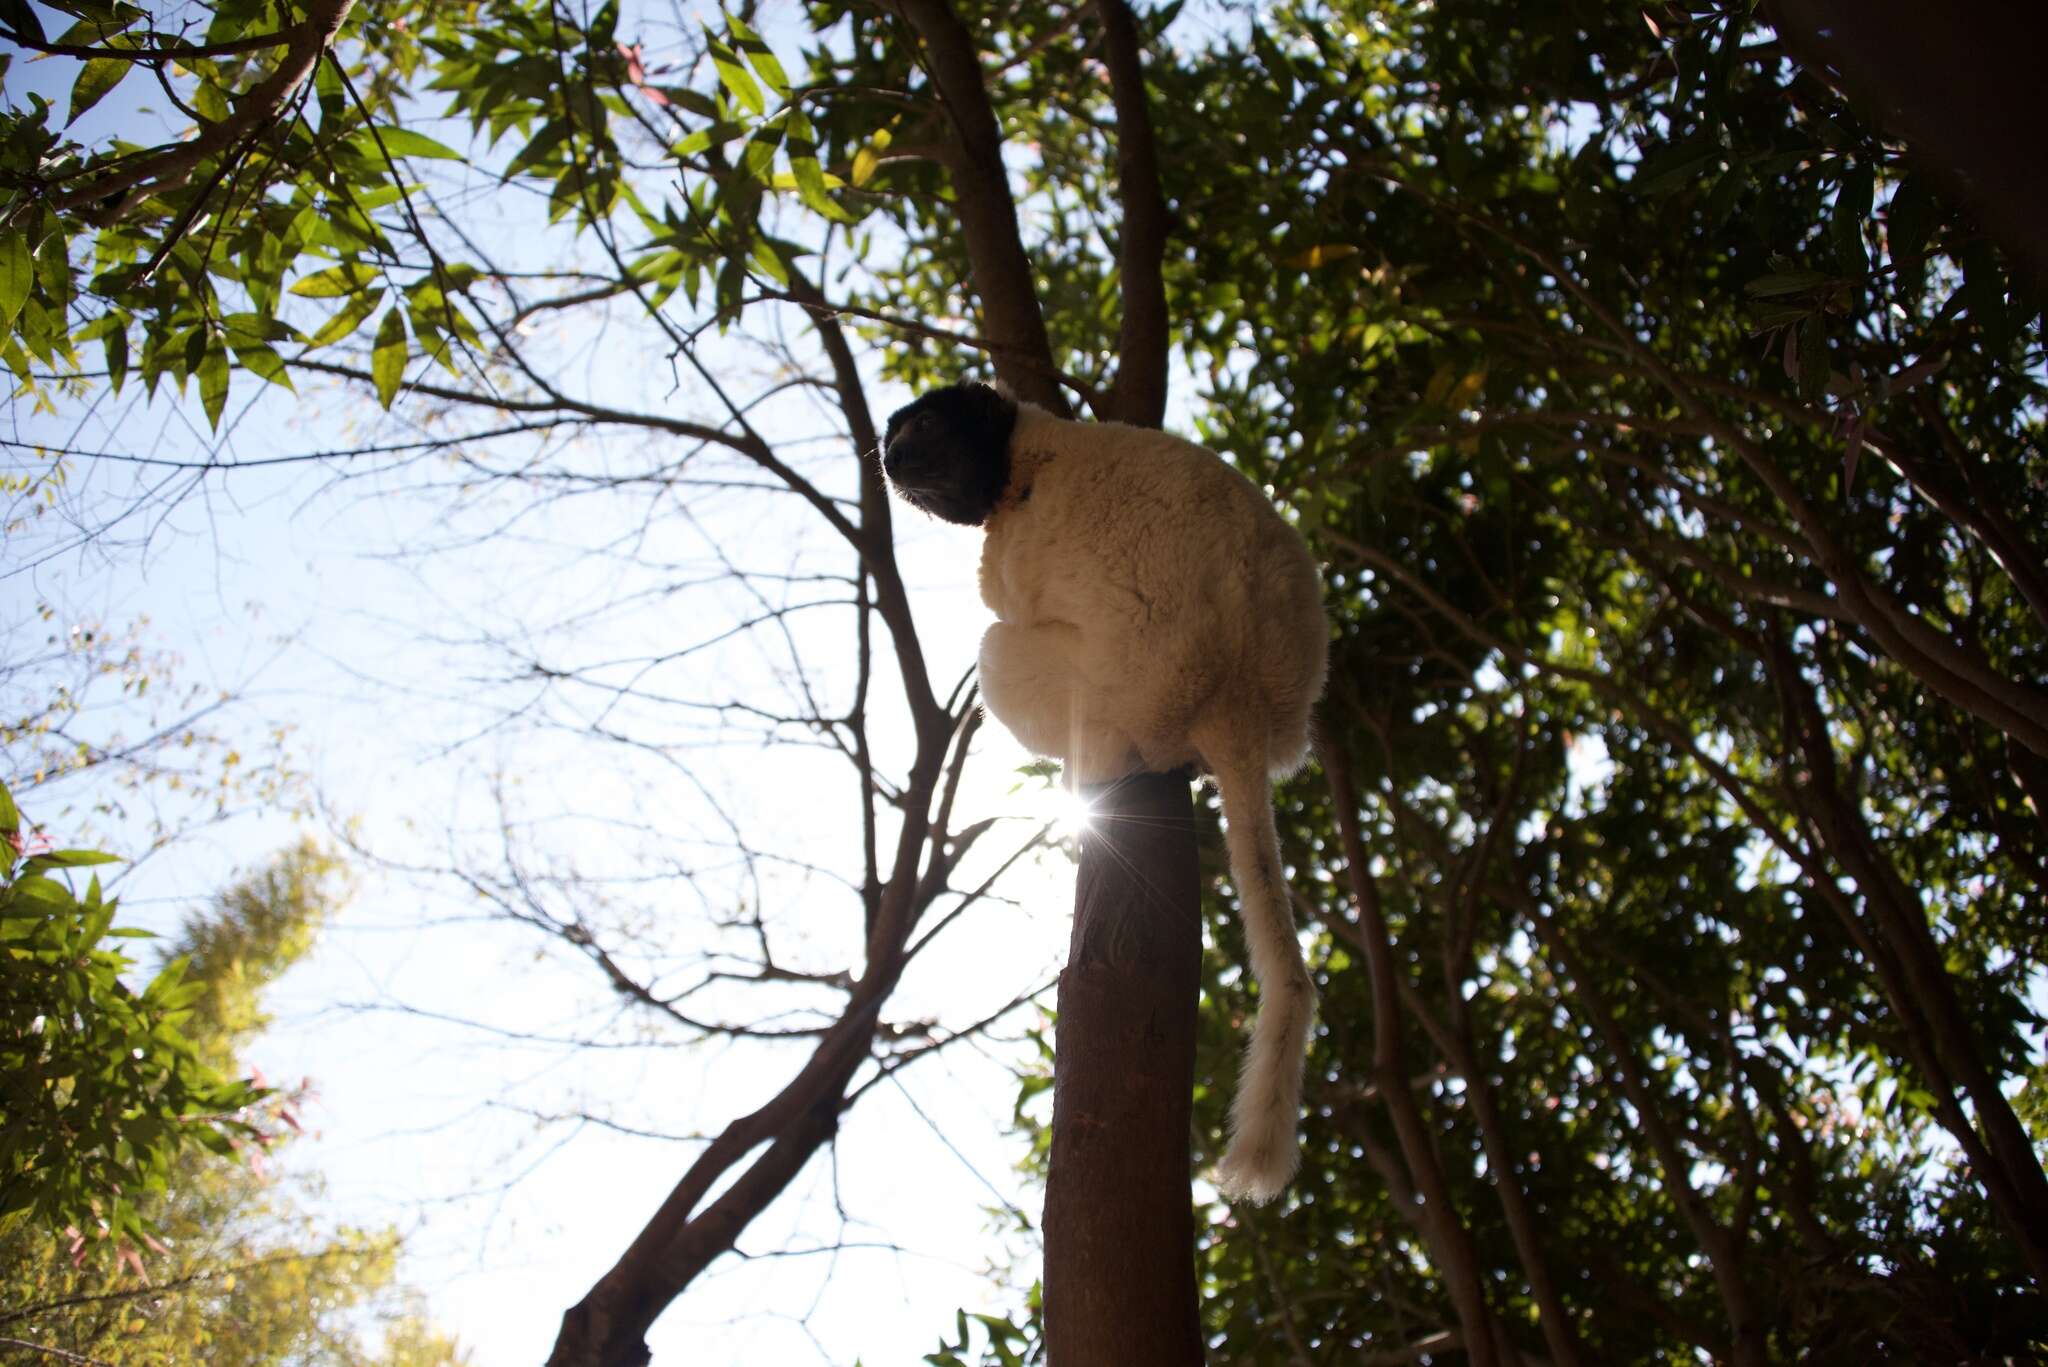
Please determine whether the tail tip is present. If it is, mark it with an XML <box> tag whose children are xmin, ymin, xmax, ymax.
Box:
<box><xmin>1212</xmin><ymin>1138</ymin><xmax>1299</xmax><ymax>1205</ymax></box>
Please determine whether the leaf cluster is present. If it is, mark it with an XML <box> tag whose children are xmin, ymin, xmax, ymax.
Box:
<box><xmin>0</xmin><ymin>778</ymin><xmax>269</xmax><ymax>1257</ymax></box>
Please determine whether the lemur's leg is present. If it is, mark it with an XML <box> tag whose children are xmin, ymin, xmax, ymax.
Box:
<box><xmin>979</xmin><ymin>622</ymin><xmax>1140</xmax><ymax>785</ymax></box>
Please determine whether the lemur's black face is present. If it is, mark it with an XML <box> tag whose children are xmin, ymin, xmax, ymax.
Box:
<box><xmin>882</xmin><ymin>381</ymin><xmax>1018</xmax><ymax>527</ymax></box>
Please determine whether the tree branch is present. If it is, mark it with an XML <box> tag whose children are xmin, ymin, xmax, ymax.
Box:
<box><xmin>51</xmin><ymin>0</ymin><xmax>357</xmax><ymax>221</ymax></box>
<box><xmin>1089</xmin><ymin>0</ymin><xmax>1170</xmax><ymax>426</ymax></box>
<box><xmin>883</xmin><ymin>0</ymin><xmax>1068</xmax><ymax>412</ymax></box>
<box><xmin>777</xmin><ymin>266</ymin><xmax>946</xmax><ymax>735</ymax></box>
<box><xmin>1323</xmin><ymin>742</ymin><xmax>1507</xmax><ymax>1367</ymax></box>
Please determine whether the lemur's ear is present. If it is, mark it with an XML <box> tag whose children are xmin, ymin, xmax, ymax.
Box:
<box><xmin>960</xmin><ymin>380</ymin><xmax>1018</xmax><ymax>429</ymax></box>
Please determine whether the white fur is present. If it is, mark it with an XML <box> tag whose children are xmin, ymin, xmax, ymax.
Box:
<box><xmin>975</xmin><ymin>404</ymin><xmax>1328</xmax><ymax>1203</ymax></box>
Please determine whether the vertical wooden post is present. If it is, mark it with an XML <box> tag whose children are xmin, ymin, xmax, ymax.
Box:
<box><xmin>1043</xmin><ymin>769</ymin><xmax>1206</xmax><ymax>1367</ymax></box>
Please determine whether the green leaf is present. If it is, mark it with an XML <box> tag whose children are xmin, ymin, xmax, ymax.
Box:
<box><xmin>33</xmin><ymin>217</ymin><xmax>70</xmax><ymax>305</ymax></box>
<box><xmin>290</xmin><ymin>262</ymin><xmax>383</xmax><ymax>298</ymax></box>
<box><xmin>1888</xmin><ymin>177</ymin><xmax>1936</xmax><ymax>263</ymax></box>
<box><xmin>197</xmin><ymin>338</ymin><xmax>230</xmax><ymax>430</ymax></box>
<box><xmin>673</xmin><ymin>121</ymin><xmax>746</xmax><ymax>159</ymax></box>
<box><xmin>52</xmin><ymin>9</ymin><xmax>138</xmax><ymax>44</ymax></box>
<box><xmin>1797</xmin><ymin>317</ymin><xmax>1828</xmax><ymax>402</ymax></box>
<box><xmin>348</xmin><ymin>126</ymin><xmax>464</xmax><ymax>162</ymax></box>
<box><xmin>68</xmin><ymin>55</ymin><xmax>131</xmax><ymax>126</ymax></box>
<box><xmin>230</xmin><ymin>341</ymin><xmax>293</xmax><ymax>392</ymax></box>
<box><xmin>788</xmin><ymin>153</ymin><xmax>847</xmax><ymax>222</ymax></box>
<box><xmin>3</xmin><ymin>876</ymin><xmax>71</xmax><ymax>917</ymax></box>
<box><xmin>714</xmin><ymin>256</ymin><xmax>742</xmax><ymax>321</ymax></box>
<box><xmin>728</xmin><ymin>15</ymin><xmax>790</xmax><ymax>99</ymax></box>
<box><xmin>80</xmin><ymin>892</ymin><xmax>116</xmax><ymax>946</ymax></box>
<box><xmin>307</xmin><ymin>287</ymin><xmax>386</xmax><ymax>348</ymax></box>
<box><xmin>1745</xmin><ymin>301</ymin><xmax>1807</xmax><ymax>331</ymax></box>
<box><xmin>1634</xmin><ymin>135</ymin><xmax>1721</xmax><ymax>196</ymax></box>
<box><xmin>506</xmin><ymin>118</ymin><xmax>574</xmax><ymax>176</ymax></box>
<box><xmin>664</xmin><ymin>87</ymin><xmax>720</xmax><ymax>121</ymax></box>
<box><xmin>705</xmin><ymin>33</ymin><xmax>765</xmax><ymax>115</ymax></box>
<box><xmin>742</xmin><ymin>124</ymin><xmax>783</xmax><ymax>183</ymax></box>
<box><xmin>36</xmin><ymin>850</ymin><xmax>121</xmax><ymax>868</ymax></box>
<box><xmin>371</xmin><ymin>304</ymin><xmax>408</xmax><ymax>409</ymax></box>
<box><xmin>0</xmin><ymin>231</ymin><xmax>29</xmax><ymax>332</ymax></box>
<box><xmin>103</xmin><ymin>317</ymin><xmax>128</xmax><ymax>394</ymax></box>
<box><xmin>221</xmin><ymin>312</ymin><xmax>301</xmax><ymax>346</ymax></box>
<box><xmin>749</xmin><ymin>236</ymin><xmax>788</xmax><ymax>286</ymax></box>
<box><xmin>194</xmin><ymin>78</ymin><xmax>229</xmax><ymax>124</ymax></box>
<box><xmin>15</xmin><ymin>295</ymin><xmax>57</xmax><ymax>364</ymax></box>
<box><xmin>0</xmin><ymin>0</ymin><xmax>47</xmax><ymax>45</ymax></box>
<box><xmin>1703</xmin><ymin>164</ymin><xmax>1748</xmax><ymax>226</ymax></box>
<box><xmin>1745</xmin><ymin>270</ymin><xmax>1828</xmax><ymax>299</ymax></box>
<box><xmin>1833</xmin><ymin>163</ymin><xmax>1873</xmax><ymax>274</ymax></box>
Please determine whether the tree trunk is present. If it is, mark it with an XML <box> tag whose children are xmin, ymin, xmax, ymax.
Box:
<box><xmin>1043</xmin><ymin>770</ymin><xmax>1205</xmax><ymax>1367</ymax></box>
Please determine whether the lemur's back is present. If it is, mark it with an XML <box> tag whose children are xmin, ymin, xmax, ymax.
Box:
<box><xmin>981</xmin><ymin>406</ymin><xmax>1324</xmax><ymax>777</ymax></box>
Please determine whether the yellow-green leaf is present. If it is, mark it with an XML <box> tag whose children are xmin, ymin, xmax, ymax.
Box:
<box><xmin>371</xmin><ymin>305</ymin><xmax>407</xmax><ymax>409</ymax></box>
<box><xmin>1422</xmin><ymin>362</ymin><xmax>1457</xmax><ymax>405</ymax></box>
<box><xmin>0</xmin><ymin>231</ymin><xmax>30</xmax><ymax>330</ymax></box>
<box><xmin>230</xmin><ymin>342</ymin><xmax>293</xmax><ymax>393</ymax></box>
<box><xmin>742</xmin><ymin>127</ymin><xmax>781</xmax><ymax>183</ymax></box>
<box><xmin>850</xmin><ymin>145</ymin><xmax>879</xmax><ymax>188</ymax></box>
<box><xmin>728</xmin><ymin>15</ymin><xmax>790</xmax><ymax>99</ymax></box>
<box><xmin>194</xmin><ymin>78</ymin><xmax>229</xmax><ymax>124</ymax></box>
<box><xmin>308</xmin><ymin>288</ymin><xmax>386</xmax><ymax>349</ymax></box>
<box><xmin>68</xmin><ymin>55</ymin><xmax>130</xmax><ymax>126</ymax></box>
<box><xmin>1</xmin><ymin>336</ymin><xmax>32</xmax><ymax>383</ymax></box>
<box><xmin>749</xmin><ymin>237</ymin><xmax>788</xmax><ymax>286</ymax></box>
<box><xmin>672</xmin><ymin>121</ymin><xmax>744</xmax><ymax>159</ymax></box>
<box><xmin>290</xmin><ymin>263</ymin><xmax>382</xmax><ymax>298</ymax></box>
<box><xmin>1283</xmin><ymin>243</ymin><xmax>1361</xmax><ymax>269</ymax></box>
<box><xmin>348</xmin><ymin>126</ymin><xmax>464</xmax><ymax>162</ymax></box>
<box><xmin>787</xmin><ymin>154</ymin><xmax>850</xmax><ymax>222</ymax></box>
<box><xmin>705</xmin><ymin>34</ymin><xmax>765</xmax><ymax>115</ymax></box>
<box><xmin>103</xmin><ymin>322</ymin><xmax>128</xmax><ymax>395</ymax></box>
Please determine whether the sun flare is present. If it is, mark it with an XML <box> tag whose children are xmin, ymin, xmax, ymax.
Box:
<box><xmin>1052</xmin><ymin>788</ymin><xmax>1094</xmax><ymax>837</ymax></box>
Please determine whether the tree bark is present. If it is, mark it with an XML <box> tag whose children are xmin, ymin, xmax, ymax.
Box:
<box><xmin>1043</xmin><ymin>770</ymin><xmax>1205</xmax><ymax>1367</ymax></box>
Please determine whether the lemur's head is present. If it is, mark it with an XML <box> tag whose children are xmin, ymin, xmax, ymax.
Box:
<box><xmin>882</xmin><ymin>381</ymin><xmax>1019</xmax><ymax>526</ymax></box>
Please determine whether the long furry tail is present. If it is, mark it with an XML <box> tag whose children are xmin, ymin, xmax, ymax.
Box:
<box><xmin>1210</xmin><ymin>754</ymin><xmax>1316</xmax><ymax>1203</ymax></box>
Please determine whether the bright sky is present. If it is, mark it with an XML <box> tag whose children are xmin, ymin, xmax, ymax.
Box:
<box><xmin>9</xmin><ymin>328</ymin><xmax>1089</xmax><ymax>1364</ymax></box>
